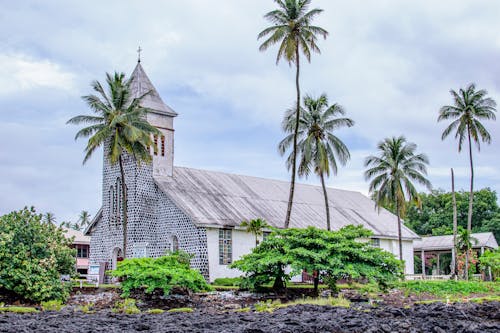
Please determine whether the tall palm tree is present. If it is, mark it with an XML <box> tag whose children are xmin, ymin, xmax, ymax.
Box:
<box><xmin>364</xmin><ymin>136</ymin><xmax>431</xmax><ymax>263</ymax></box>
<box><xmin>43</xmin><ymin>212</ymin><xmax>56</xmax><ymax>224</ymax></box>
<box><xmin>240</xmin><ymin>218</ymin><xmax>270</xmax><ymax>246</ymax></box>
<box><xmin>259</xmin><ymin>0</ymin><xmax>328</xmax><ymax>228</ymax></box>
<box><xmin>78</xmin><ymin>210</ymin><xmax>91</xmax><ymax>231</ymax></box>
<box><xmin>438</xmin><ymin>83</ymin><xmax>496</xmax><ymax>279</ymax></box>
<box><xmin>279</xmin><ymin>94</ymin><xmax>354</xmax><ymax>230</ymax></box>
<box><xmin>68</xmin><ymin>72</ymin><xmax>160</xmax><ymax>258</ymax></box>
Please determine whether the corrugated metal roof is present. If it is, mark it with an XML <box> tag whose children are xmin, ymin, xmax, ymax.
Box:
<box><xmin>62</xmin><ymin>227</ymin><xmax>90</xmax><ymax>245</ymax></box>
<box><xmin>414</xmin><ymin>232</ymin><xmax>498</xmax><ymax>251</ymax></box>
<box><xmin>129</xmin><ymin>62</ymin><xmax>177</xmax><ymax>117</ymax></box>
<box><xmin>154</xmin><ymin>167</ymin><xmax>420</xmax><ymax>240</ymax></box>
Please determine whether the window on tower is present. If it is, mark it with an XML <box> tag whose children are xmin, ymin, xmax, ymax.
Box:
<box><xmin>161</xmin><ymin>135</ymin><xmax>165</xmax><ymax>156</ymax></box>
<box><xmin>153</xmin><ymin>135</ymin><xmax>158</xmax><ymax>155</ymax></box>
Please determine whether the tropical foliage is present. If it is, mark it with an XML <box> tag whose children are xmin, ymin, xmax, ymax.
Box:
<box><xmin>67</xmin><ymin>72</ymin><xmax>160</xmax><ymax>257</ymax></box>
<box><xmin>61</xmin><ymin>210</ymin><xmax>91</xmax><ymax>231</ymax></box>
<box><xmin>240</xmin><ymin>218</ymin><xmax>270</xmax><ymax>246</ymax></box>
<box><xmin>364</xmin><ymin>136</ymin><xmax>431</xmax><ymax>262</ymax></box>
<box><xmin>279</xmin><ymin>94</ymin><xmax>354</xmax><ymax>230</ymax></box>
<box><xmin>438</xmin><ymin>83</ymin><xmax>496</xmax><ymax>279</ymax></box>
<box><xmin>404</xmin><ymin>188</ymin><xmax>500</xmax><ymax>241</ymax></box>
<box><xmin>231</xmin><ymin>226</ymin><xmax>403</xmax><ymax>293</ymax></box>
<box><xmin>479</xmin><ymin>249</ymin><xmax>500</xmax><ymax>281</ymax></box>
<box><xmin>259</xmin><ymin>0</ymin><xmax>328</xmax><ymax>228</ymax></box>
<box><xmin>108</xmin><ymin>251</ymin><xmax>213</xmax><ymax>297</ymax></box>
<box><xmin>0</xmin><ymin>207</ymin><xmax>75</xmax><ymax>302</ymax></box>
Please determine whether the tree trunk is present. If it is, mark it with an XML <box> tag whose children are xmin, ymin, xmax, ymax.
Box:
<box><xmin>451</xmin><ymin>168</ymin><xmax>458</xmax><ymax>277</ymax></box>
<box><xmin>396</xmin><ymin>200</ymin><xmax>403</xmax><ymax>265</ymax></box>
<box><xmin>313</xmin><ymin>270</ymin><xmax>319</xmax><ymax>295</ymax></box>
<box><xmin>465</xmin><ymin>126</ymin><xmax>474</xmax><ymax>280</ymax></box>
<box><xmin>319</xmin><ymin>172</ymin><xmax>331</xmax><ymax>231</ymax></box>
<box><xmin>284</xmin><ymin>46</ymin><xmax>301</xmax><ymax>229</ymax></box>
<box><xmin>119</xmin><ymin>154</ymin><xmax>128</xmax><ymax>259</ymax></box>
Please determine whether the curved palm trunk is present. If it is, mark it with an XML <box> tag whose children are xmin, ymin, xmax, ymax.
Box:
<box><xmin>396</xmin><ymin>200</ymin><xmax>403</xmax><ymax>265</ymax></box>
<box><xmin>465</xmin><ymin>126</ymin><xmax>474</xmax><ymax>280</ymax></box>
<box><xmin>119</xmin><ymin>155</ymin><xmax>128</xmax><ymax>259</ymax></box>
<box><xmin>319</xmin><ymin>172</ymin><xmax>331</xmax><ymax>231</ymax></box>
<box><xmin>451</xmin><ymin>168</ymin><xmax>458</xmax><ymax>278</ymax></box>
<box><xmin>284</xmin><ymin>45</ymin><xmax>301</xmax><ymax>228</ymax></box>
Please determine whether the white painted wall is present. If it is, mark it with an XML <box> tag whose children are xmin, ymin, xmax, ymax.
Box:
<box><xmin>206</xmin><ymin>227</ymin><xmax>415</xmax><ymax>281</ymax></box>
<box><xmin>379</xmin><ymin>238</ymin><xmax>414</xmax><ymax>274</ymax></box>
<box><xmin>206</xmin><ymin>227</ymin><xmax>261</xmax><ymax>282</ymax></box>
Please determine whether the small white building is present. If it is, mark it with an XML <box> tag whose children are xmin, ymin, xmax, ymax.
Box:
<box><xmin>85</xmin><ymin>60</ymin><xmax>419</xmax><ymax>281</ymax></box>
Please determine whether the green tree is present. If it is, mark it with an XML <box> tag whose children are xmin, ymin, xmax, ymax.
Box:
<box><xmin>67</xmin><ymin>72</ymin><xmax>160</xmax><ymax>258</ymax></box>
<box><xmin>438</xmin><ymin>83</ymin><xmax>496</xmax><ymax>279</ymax></box>
<box><xmin>43</xmin><ymin>212</ymin><xmax>56</xmax><ymax>224</ymax></box>
<box><xmin>259</xmin><ymin>0</ymin><xmax>328</xmax><ymax>228</ymax></box>
<box><xmin>240</xmin><ymin>218</ymin><xmax>270</xmax><ymax>246</ymax></box>
<box><xmin>0</xmin><ymin>207</ymin><xmax>75</xmax><ymax>302</ymax></box>
<box><xmin>232</xmin><ymin>226</ymin><xmax>402</xmax><ymax>293</ymax></box>
<box><xmin>279</xmin><ymin>94</ymin><xmax>354</xmax><ymax>230</ymax></box>
<box><xmin>77</xmin><ymin>210</ymin><xmax>91</xmax><ymax>231</ymax></box>
<box><xmin>364</xmin><ymin>136</ymin><xmax>431</xmax><ymax>263</ymax></box>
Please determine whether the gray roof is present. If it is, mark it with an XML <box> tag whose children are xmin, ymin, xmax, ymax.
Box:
<box><xmin>129</xmin><ymin>62</ymin><xmax>177</xmax><ymax>117</ymax></box>
<box><xmin>62</xmin><ymin>227</ymin><xmax>90</xmax><ymax>245</ymax></box>
<box><xmin>154</xmin><ymin>167</ymin><xmax>420</xmax><ymax>240</ymax></box>
<box><xmin>414</xmin><ymin>232</ymin><xmax>498</xmax><ymax>251</ymax></box>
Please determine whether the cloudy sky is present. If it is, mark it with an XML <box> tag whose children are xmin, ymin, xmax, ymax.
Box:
<box><xmin>1</xmin><ymin>0</ymin><xmax>499</xmax><ymax>223</ymax></box>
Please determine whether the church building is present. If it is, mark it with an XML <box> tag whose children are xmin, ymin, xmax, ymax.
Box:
<box><xmin>85</xmin><ymin>60</ymin><xmax>419</xmax><ymax>281</ymax></box>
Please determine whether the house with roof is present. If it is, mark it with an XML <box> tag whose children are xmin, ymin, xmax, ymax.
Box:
<box><xmin>85</xmin><ymin>60</ymin><xmax>420</xmax><ymax>281</ymax></box>
<box><xmin>62</xmin><ymin>227</ymin><xmax>91</xmax><ymax>275</ymax></box>
<box><xmin>413</xmin><ymin>232</ymin><xmax>498</xmax><ymax>276</ymax></box>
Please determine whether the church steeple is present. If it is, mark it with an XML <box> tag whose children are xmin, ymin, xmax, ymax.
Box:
<box><xmin>129</xmin><ymin>60</ymin><xmax>177</xmax><ymax>177</ymax></box>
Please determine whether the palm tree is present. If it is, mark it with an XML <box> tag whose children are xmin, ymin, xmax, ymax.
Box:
<box><xmin>364</xmin><ymin>136</ymin><xmax>431</xmax><ymax>263</ymax></box>
<box><xmin>68</xmin><ymin>72</ymin><xmax>160</xmax><ymax>258</ymax></box>
<box><xmin>456</xmin><ymin>227</ymin><xmax>478</xmax><ymax>278</ymax></box>
<box><xmin>438</xmin><ymin>83</ymin><xmax>496</xmax><ymax>279</ymax></box>
<box><xmin>279</xmin><ymin>94</ymin><xmax>354</xmax><ymax>230</ymax></box>
<box><xmin>43</xmin><ymin>212</ymin><xmax>56</xmax><ymax>224</ymax></box>
<box><xmin>78</xmin><ymin>210</ymin><xmax>91</xmax><ymax>231</ymax></box>
<box><xmin>240</xmin><ymin>218</ymin><xmax>270</xmax><ymax>246</ymax></box>
<box><xmin>259</xmin><ymin>0</ymin><xmax>328</xmax><ymax>228</ymax></box>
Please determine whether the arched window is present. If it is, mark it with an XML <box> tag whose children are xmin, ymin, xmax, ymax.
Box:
<box><xmin>172</xmin><ymin>236</ymin><xmax>179</xmax><ymax>252</ymax></box>
<box><xmin>115</xmin><ymin>178</ymin><xmax>122</xmax><ymax>221</ymax></box>
<box><xmin>161</xmin><ymin>135</ymin><xmax>165</xmax><ymax>156</ymax></box>
<box><xmin>153</xmin><ymin>135</ymin><xmax>158</xmax><ymax>155</ymax></box>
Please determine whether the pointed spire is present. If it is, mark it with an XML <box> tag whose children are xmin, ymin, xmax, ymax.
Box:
<box><xmin>129</xmin><ymin>61</ymin><xmax>177</xmax><ymax>117</ymax></box>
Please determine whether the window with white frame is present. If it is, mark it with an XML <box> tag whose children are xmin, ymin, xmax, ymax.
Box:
<box><xmin>219</xmin><ymin>229</ymin><xmax>232</xmax><ymax>265</ymax></box>
<box><xmin>370</xmin><ymin>238</ymin><xmax>380</xmax><ymax>247</ymax></box>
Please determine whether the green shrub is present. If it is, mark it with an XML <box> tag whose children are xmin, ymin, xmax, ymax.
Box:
<box><xmin>232</xmin><ymin>226</ymin><xmax>403</xmax><ymax>291</ymax></box>
<box><xmin>78</xmin><ymin>303</ymin><xmax>95</xmax><ymax>314</ymax></box>
<box><xmin>480</xmin><ymin>249</ymin><xmax>500</xmax><ymax>280</ymax></box>
<box><xmin>213</xmin><ymin>277</ymin><xmax>242</xmax><ymax>286</ymax></box>
<box><xmin>167</xmin><ymin>307</ymin><xmax>193</xmax><ymax>313</ymax></box>
<box><xmin>0</xmin><ymin>207</ymin><xmax>75</xmax><ymax>302</ymax></box>
<box><xmin>108</xmin><ymin>251</ymin><xmax>213</xmax><ymax>297</ymax></box>
<box><xmin>41</xmin><ymin>299</ymin><xmax>63</xmax><ymax>311</ymax></box>
<box><xmin>399</xmin><ymin>280</ymin><xmax>500</xmax><ymax>296</ymax></box>
<box><xmin>0</xmin><ymin>306</ymin><xmax>39</xmax><ymax>313</ymax></box>
<box><xmin>146</xmin><ymin>308</ymin><xmax>165</xmax><ymax>314</ymax></box>
<box><xmin>112</xmin><ymin>298</ymin><xmax>140</xmax><ymax>314</ymax></box>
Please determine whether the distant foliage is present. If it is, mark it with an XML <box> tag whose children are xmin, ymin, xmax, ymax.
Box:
<box><xmin>404</xmin><ymin>188</ymin><xmax>500</xmax><ymax>240</ymax></box>
<box><xmin>399</xmin><ymin>280</ymin><xmax>500</xmax><ymax>296</ymax></box>
<box><xmin>480</xmin><ymin>249</ymin><xmax>500</xmax><ymax>280</ymax></box>
<box><xmin>0</xmin><ymin>207</ymin><xmax>75</xmax><ymax>302</ymax></box>
<box><xmin>109</xmin><ymin>251</ymin><xmax>213</xmax><ymax>297</ymax></box>
<box><xmin>212</xmin><ymin>277</ymin><xmax>242</xmax><ymax>286</ymax></box>
<box><xmin>232</xmin><ymin>226</ymin><xmax>403</xmax><ymax>291</ymax></box>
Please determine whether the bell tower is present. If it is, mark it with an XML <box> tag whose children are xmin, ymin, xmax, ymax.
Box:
<box><xmin>128</xmin><ymin>59</ymin><xmax>177</xmax><ymax>176</ymax></box>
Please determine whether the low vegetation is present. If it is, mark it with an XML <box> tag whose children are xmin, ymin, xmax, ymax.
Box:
<box><xmin>399</xmin><ymin>280</ymin><xmax>500</xmax><ymax>297</ymax></box>
<box><xmin>0</xmin><ymin>306</ymin><xmax>39</xmax><ymax>313</ymax></box>
<box><xmin>231</xmin><ymin>226</ymin><xmax>403</xmax><ymax>292</ymax></box>
<box><xmin>112</xmin><ymin>298</ymin><xmax>140</xmax><ymax>314</ymax></box>
<box><xmin>254</xmin><ymin>296</ymin><xmax>350</xmax><ymax>313</ymax></box>
<box><xmin>167</xmin><ymin>307</ymin><xmax>194</xmax><ymax>313</ymax></box>
<box><xmin>41</xmin><ymin>300</ymin><xmax>64</xmax><ymax>311</ymax></box>
<box><xmin>0</xmin><ymin>207</ymin><xmax>75</xmax><ymax>302</ymax></box>
<box><xmin>108</xmin><ymin>251</ymin><xmax>213</xmax><ymax>297</ymax></box>
<box><xmin>212</xmin><ymin>277</ymin><xmax>242</xmax><ymax>286</ymax></box>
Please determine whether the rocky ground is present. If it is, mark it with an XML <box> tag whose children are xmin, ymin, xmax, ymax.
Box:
<box><xmin>0</xmin><ymin>302</ymin><xmax>499</xmax><ymax>332</ymax></box>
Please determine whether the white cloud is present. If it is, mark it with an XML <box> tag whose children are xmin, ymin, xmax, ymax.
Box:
<box><xmin>0</xmin><ymin>53</ymin><xmax>75</xmax><ymax>94</ymax></box>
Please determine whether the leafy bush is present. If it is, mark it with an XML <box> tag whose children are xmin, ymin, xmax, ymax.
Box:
<box><xmin>41</xmin><ymin>299</ymin><xmax>64</xmax><ymax>311</ymax></box>
<box><xmin>213</xmin><ymin>277</ymin><xmax>242</xmax><ymax>286</ymax></box>
<box><xmin>399</xmin><ymin>280</ymin><xmax>500</xmax><ymax>296</ymax></box>
<box><xmin>112</xmin><ymin>298</ymin><xmax>140</xmax><ymax>314</ymax></box>
<box><xmin>480</xmin><ymin>249</ymin><xmax>500</xmax><ymax>280</ymax></box>
<box><xmin>109</xmin><ymin>251</ymin><xmax>213</xmax><ymax>297</ymax></box>
<box><xmin>232</xmin><ymin>225</ymin><xmax>403</xmax><ymax>292</ymax></box>
<box><xmin>0</xmin><ymin>207</ymin><xmax>75</xmax><ymax>302</ymax></box>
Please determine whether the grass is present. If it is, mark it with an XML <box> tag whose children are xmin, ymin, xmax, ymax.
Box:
<box><xmin>398</xmin><ymin>280</ymin><xmax>500</xmax><ymax>297</ymax></box>
<box><xmin>112</xmin><ymin>298</ymin><xmax>141</xmax><ymax>314</ymax></box>
<box><xmin>167</xmin><ymin>307</ymin><xmax>194</xmax><ymax>313</ymax></box>
<box><xmin>41</xmin><ymin>300</ymin><xmax>63</xmax><ymax>311</ymax></box>
<box><xmin>254</xmin><ymin>296</ymin><xmax>350</xmax><ymax>313</ymax></box>
<box><xmin>146</xmin><ymin>309</ymin><xmax>165</xmax><ymax>314</ymax></box>
<box><xmin>0</xmin><ymin>306</ymin><xmax>38</xmax><ymax>313</ymax></box>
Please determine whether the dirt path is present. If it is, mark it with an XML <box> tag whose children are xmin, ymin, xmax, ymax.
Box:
<box><xmin>0</xmin><ymin>302</ymin><xmax>499</xmax><ymax>333</ymax></box>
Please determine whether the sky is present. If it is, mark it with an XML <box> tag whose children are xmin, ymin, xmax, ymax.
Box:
<box><xmin>0</xmin><ymin>0</ymin><xmax>499</xmax><ymax>223</ymax></box>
